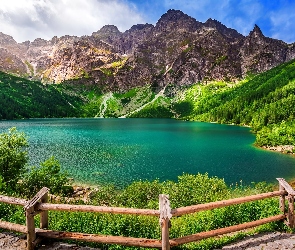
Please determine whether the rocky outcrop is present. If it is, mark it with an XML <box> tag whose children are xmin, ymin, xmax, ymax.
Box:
<box><xmin>0</xmin><ymin>9</ymin><xmax>295</xmax><ymax>92</ymax></box>
<box><xmin>262</xmin><ymin>145</ymin><xmax>294</xmax><ymax>154</ymax></box>
<box><xmin>240</xmin><ymin>25</ymin><xmax>288</xmax><ymax>75</ymax></box>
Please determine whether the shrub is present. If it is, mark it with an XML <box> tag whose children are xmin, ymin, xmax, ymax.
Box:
<box><xmin>19</xmin><ymin>156</ymin><xmax>72</xmax><ymax>198</ymax></box>
<box><xmin>0</xmin><ymin>127</ymin><xmax>28</xmax><ymax>190</ymax></box>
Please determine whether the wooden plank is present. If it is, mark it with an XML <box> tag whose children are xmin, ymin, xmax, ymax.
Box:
<box><xmin>172</xmin><ymin>191</ymin><xmax>285</xmax><ymax>216</ymax></box>
<box><xmin>36</xmin><ymin>229</ymin><xmax>162</xmax><ymax>248</ymax></box>
<box><xmin>171</xmin><ymin>214</ymin><xmax>285</xmax><ymax>246</ymax></box>
<box><xmin>0</xmin><ymin>221</ymin><xmax>27</xmax><ymax>233</ymax></box>
<box><xmin>0</xmin><ymin>195</ymin><xmax>27</xmax><ymax>206</ymax></box>
<box><xmin>277</xmin><ymin>178</ymin><xmax>295</xmax><ymax>196</ymax></box>
<box><xmin>37</xmin><ymin>203</ymin><xmax>160</xmax><ymax>216</ymax></box>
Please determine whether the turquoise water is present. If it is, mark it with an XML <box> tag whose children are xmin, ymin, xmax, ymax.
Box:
<box><xmin>1</xmin><ymin>118</ymin><xmax>295</xmax><ymax>187</ymax></box>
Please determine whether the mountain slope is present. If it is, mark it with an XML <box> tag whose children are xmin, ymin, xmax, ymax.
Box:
<box><xmin>0</xmin><ymin>10</ymin><xmax>294</xmax><ymax>91</ymax></box>
<box><xmin>0</xmin><ymin>71</ymin><xmax>84</xmax><ymax>119</ymax></box>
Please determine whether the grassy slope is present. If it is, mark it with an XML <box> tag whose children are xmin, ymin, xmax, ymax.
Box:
<box><xmin>0</xmin><ymin>72</ymin><xmax>85</xmax><ymax>119</ymax></box>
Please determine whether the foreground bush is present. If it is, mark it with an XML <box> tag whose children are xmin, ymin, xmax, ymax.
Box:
<box><xmin>0</xmin><ymin>127</ymin><xmax>28</xmax><ymax>191</ymax></box>
<box><xmin>0</xmin><ymin>128</ymin><xmax>72</xmax><ymax>197</ymax></box>
<box><xmin>18</xmin><ymin>156</ymin><xmax>73</xmax><ymax>198</ymax></box>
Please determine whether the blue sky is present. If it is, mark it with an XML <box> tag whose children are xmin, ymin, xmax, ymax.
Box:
<box><xmin>0</xmin><ymin>0</ymin><xmax>294</xmax><ymax>43</ymax></box>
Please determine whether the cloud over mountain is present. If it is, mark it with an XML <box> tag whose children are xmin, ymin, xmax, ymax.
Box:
<box><xmin>0</xmin><ymin>0</ymin><xmax>144</xmax><ymax>42</ymax></box>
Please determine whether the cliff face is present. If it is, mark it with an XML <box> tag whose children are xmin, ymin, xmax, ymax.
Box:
<box><xmin>0</xmin><ymin>9</ymin><xmax>294</xmax><ymax>91</ymax></box>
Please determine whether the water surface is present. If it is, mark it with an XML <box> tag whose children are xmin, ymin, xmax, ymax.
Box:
<box><xmin>1</xmin><ymin>118</ymin><xmax>295</xmax><ymax>187</ymax></box>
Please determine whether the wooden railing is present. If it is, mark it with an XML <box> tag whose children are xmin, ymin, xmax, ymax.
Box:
<box><xmin>0</xmin><ymin>178</ymin><xmax>294</xmax><ymax>250</ymax></box>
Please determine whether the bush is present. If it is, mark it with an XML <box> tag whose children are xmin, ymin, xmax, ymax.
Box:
<box><xmin>19</xmin><ymin>156</ymin><xmax>72</xmax><ymax>198</ymax></box>
<box><xmin>0</xmin><ymin>127</ymin><xmax>28</xmax><ymax>191</ymax></box>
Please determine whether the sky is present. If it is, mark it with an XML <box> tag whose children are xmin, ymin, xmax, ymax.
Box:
<box><xmin>0</xmin><ymin>0</ymin><xmax>294</xmax><ymax>44</ymax></box>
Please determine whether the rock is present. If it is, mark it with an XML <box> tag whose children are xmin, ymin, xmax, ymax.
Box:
<box><xmin>75</xmin><ymin>186</ymin><xmax>83</xmax><ymax>191</ymax></box>
<box><xmin>73</xmin><ymin>190</ymin><xmax>84</xmax><ymax>197</ymax></box>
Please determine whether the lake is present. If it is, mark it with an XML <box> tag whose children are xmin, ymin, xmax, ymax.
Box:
<box><xmin>1</xmin><ymin>118</ymin><xmax>295</xmax><ymax>187</ymax></box>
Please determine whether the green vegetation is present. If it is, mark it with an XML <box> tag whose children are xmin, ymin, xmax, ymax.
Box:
<box><xmin>129</xmin><ymin>96</ymin><xmax>173</xmax><ymax>118</ymax></box>
<box><xmin>0</xmin><ymin>71</ymin><xmax>84</xmax><ymax>119</ymax></box>
<box><xmin>0</xmin><ymin>128</ymin><xmax>71</xmax><ymax>197</ymax></box>
<box><xmin>0</xmin><ymin>127</ymin><xmax>27</xmax><ymax>191</ymax></box>
<box><xmin>19</xmin><ymin>156</ymin><xmax>73</xmax><ymax>197</ymax></box>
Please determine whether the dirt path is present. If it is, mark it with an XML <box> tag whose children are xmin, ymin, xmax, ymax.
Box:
<box><xmin>219</xmin><ymin>232</ymin><xmax>295</xmax><ymax>250</ymax></box>
<box><xmin>1</xmin><ymin>231</ymin><xmax>295</xmax><ymax>249</ymax></box>
<box><xmin>0</xmin><ymin>232</ymin><xmax>99</xmax><ymax>250</ymax></box>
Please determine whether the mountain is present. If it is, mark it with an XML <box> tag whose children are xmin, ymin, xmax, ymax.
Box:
<box><xmin>0</xmin><ymin>9</ymin><xmax>295</xmax><ymax>92</ymax></box>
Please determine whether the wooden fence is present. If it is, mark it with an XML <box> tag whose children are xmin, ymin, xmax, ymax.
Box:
<box><xmin>0</xmin><ymin>178</ymin><xmax>294</xmax><ymax>250</ymax></box>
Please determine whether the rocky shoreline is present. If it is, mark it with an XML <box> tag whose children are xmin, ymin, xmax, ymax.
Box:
<box><xmin>261</xmin><ymin>145</ymin><xmax>295</xmax><ymax>155</ymax></box>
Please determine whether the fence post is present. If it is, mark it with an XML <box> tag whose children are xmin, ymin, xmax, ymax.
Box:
<box><xmin>287</xmin><ymin>195</ymin><xmax>295</xmax><ymax>228</ymax></box>
<box><xmin>277</xmin><ymin>178</ymin><xmax>295</xmax><ymax>228</ymax></box>
<box><xmin>278</xmin><ymin>181</ymin><xmax>286</xmax><ymax>213</ymax></box>
<box><xmin>24</xmin><ymin>187</ymin><xmax>50</xmax><ymax>250</ymax></box>
<box><xmin>25</xmin><ymin>206</ymin><xmax>36</xmax><ymax>250</ymax></box>
<box><xmin>159</xmin><ymin>194</ymin><xmax>172</xmax><ymax>250</ymax></box>
<box><xmin>40</xmin><ymin>192</ymin><xmax>49</xmax><ymax>229</ymax></box>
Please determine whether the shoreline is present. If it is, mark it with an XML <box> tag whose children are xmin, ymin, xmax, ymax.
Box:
<box><xmin>260</xmin><ymin>145</ymin><xmax>294</xmax><ymax>156</ymax></box>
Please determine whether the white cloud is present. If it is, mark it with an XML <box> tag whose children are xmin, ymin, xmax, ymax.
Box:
<box><xmin>269</xmin><ymin>5</ymin><xmax>295</xmax><ymax>43</ymax></box>
<box><xmin>0</xmin><ymin>0</ymin><xmax>145</xmax><ymax>42</ymax></box>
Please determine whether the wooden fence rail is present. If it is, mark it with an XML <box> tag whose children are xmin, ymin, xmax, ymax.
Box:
<box><xmin>0</xmin><ymin>178</ymin><xmax>294</xmax><ymax>250</ymax></box>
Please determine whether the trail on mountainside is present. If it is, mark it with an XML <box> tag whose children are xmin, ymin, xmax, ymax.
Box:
<box><xmin>120</xmin><ymin>85</ymin><xmax>168</xmax><ymax>118</ymax></box>
<box><xmin>96</xmin><ymin>92</ymin><xmax>113</xmax><ymax>118</ymax></box>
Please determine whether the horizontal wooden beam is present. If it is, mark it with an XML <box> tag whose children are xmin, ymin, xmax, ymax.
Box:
<box><xmin>171</xmin><ymin>214</ymin><xmax>285</xmax><ymax>246</ymax></box>
<box><xmin>37</xmin><ymin>203</ymin><xmax>160</xmax><ymax>216</ymax></box>
<box><xmin>0</xmin><ymin>221</ymin><xmax>27</xmax><ymax>234</ymax></box>
<box><xmin>172</xmin><ymin>191</ymin><xmax>285</xmax><ymax>216</ymax></box>
<box><xmin>0</xmin><ymin>195</ymin><xmax>27</xmax><ymax>206</ymax></box>
<box><xmin>36</xmin><ymin>229</ymin><xmax>162</xmax><ymax>248</ymax></box>
<box><xmin>277</xmin><ymin>178</ymin><xmax>295</xmax><ymax>196</ymax></box>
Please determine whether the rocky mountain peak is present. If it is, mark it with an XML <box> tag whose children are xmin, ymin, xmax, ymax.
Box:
<box><xmin>155</xmin><ymin>9</ymin><xmax>202</xmax><ymax>32</ymax></box>
<box><xmin>128</xmin><ymin>23</ymin><xmax>154</xmax><ymax>32</ymax></box>
<box><xmin>158</xmin><ymin>9</ymin><xmax>189</xmax><ymax>22</ymax></box>
<box><xmin>204</xmin><ymin>18</ymin><xmax>243</xmax><ymax>40</ymax></box>
<box><xmin>92</xmin><ymin>25</ymin><xmax>121</xmax><ymax>40</ymax></box>
<box><xmin>0</xmin><ymin>32</ymin><xmax>17</xmax><ymax>46</ymax></box>
<box><xmin>249</xmin><ymin>24</ymin><xmax>264</xmax><ymax>38</ymax></box>
<box><xmin>31</xmin><ymin>38</ymin><xmax>50</xmax><ymax>47</ymax></box>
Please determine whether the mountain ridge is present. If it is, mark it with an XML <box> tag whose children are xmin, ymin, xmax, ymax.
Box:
<box><xmin>0</xmin><ymin>9</ymin><xmax>294</xmax><ymax>92</ymax></box>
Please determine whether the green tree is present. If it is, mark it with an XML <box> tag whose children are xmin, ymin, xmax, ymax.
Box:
<box><xmin>0</xmin><ymin>127</ymin><xmax>28</xmax><ymax>190</ymax></box>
